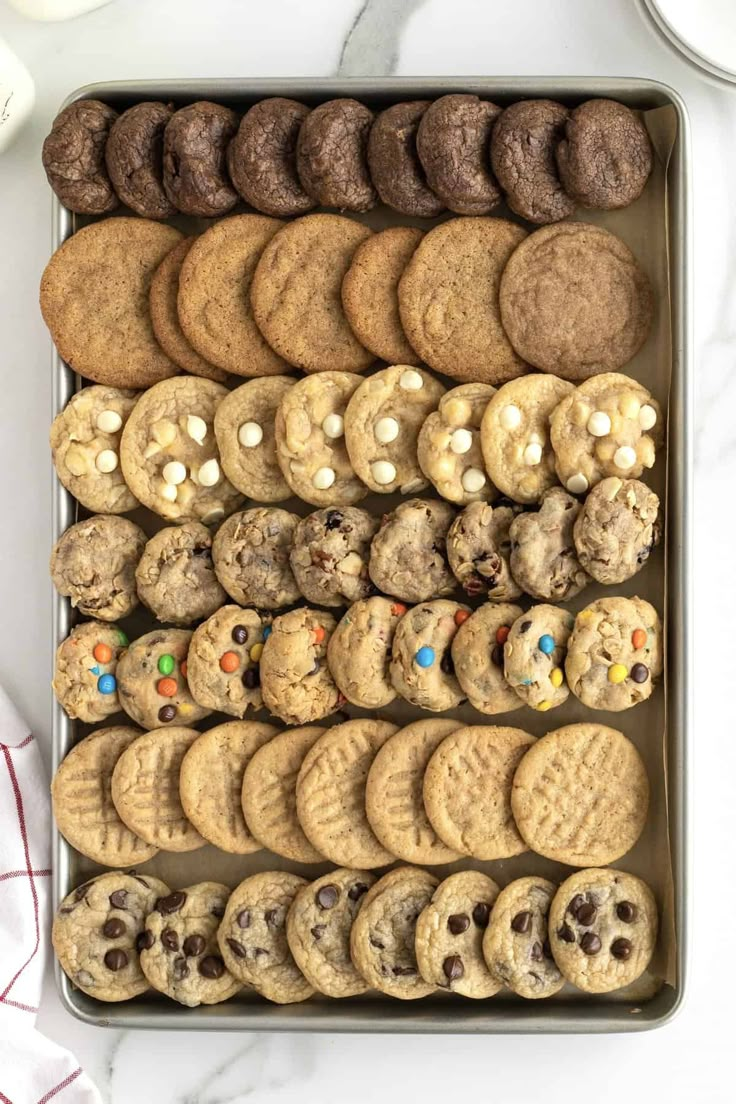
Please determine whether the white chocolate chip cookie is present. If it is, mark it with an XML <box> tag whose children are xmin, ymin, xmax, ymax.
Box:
<box><xmin>214</xmin><ymin>375</ymin><xmax>294</xmax><ymax>502</ymax></box>
<box><xmin>417</xmin><ymin>383</ymin><xmax>498</xmax><ymax>504</ymax></box>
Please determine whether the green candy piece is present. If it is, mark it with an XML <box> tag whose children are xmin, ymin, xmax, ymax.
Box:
<box><xmin>158</xmin><ymin>653</ymin><xmax>175</xmax><ymax>676</ymax></box>
<box><xmin>116</xmin><ymin>630</ymin><xmax>129</xmax><ymax>647</ymax></box>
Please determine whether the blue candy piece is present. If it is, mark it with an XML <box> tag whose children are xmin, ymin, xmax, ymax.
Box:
<box><xmin>538</xmin><ymin>634</ymin><xmax>555</xmax><ymax>655</ymax></box>
<box><xmin>415</xmin><ymin>645</ymin><xmax>436</xmax><ymax>668</ymax></box>
<box><xmin>520</xmin><ymin>678</ymin><xmax>533</xmax><ymax>686</ymax></box>
<box><xmin>262</xmin><ymin>626</ymin><xmax>272</xmax><ymax>641</ymax></box>
<box><xmin>88</xmin><ymin>665</ymin><xmax>100</xmax><ymax>676</ymax></box>
<box><xmin>98</xmin><ymin>673</ymin><xmax>117</xmax><ymax>694</ymax></box>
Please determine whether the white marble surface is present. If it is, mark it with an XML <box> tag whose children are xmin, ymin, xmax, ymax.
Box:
<box><xmin>0</xmin><ymin>0</ymin><xmax>729</xmax><ymax>1099</ymax></box>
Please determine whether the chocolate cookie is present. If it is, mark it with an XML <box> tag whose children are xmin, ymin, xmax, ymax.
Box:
<box><xmin>227</xmin><ymin>97</ymin><xmax>315</xmax><ymax>217</ymax></box>
<box><xmin>296</xmin><ymin>98</ymin><xmax>376</xmax><ymax>211</ymax></box>
<box><xmin>369</xmin><ymin>497</ymin><xmax>455</xmax><ymax>604</ymax></box>
<box><xmin>416</xmin><ymin>94</ymin><xmax>501</xmax><ymax>215</ymax></box>
<box><xmin>135</xmin><ymin>522</ymin><xmax>226</xmax><ymax>625</ymax></box>
<box><xmin>367</xmin><ymin>100</ymin><xmax>444</xmax><ymax>218</ymax></box>
<box><xmin>290</xmin><ymin>507</ymin><xmax>378</xmax><ymax>607</ymax></box>
<box><xmin>212</xmin><ymin>506</ymin><xmax>300</xmax><ymax>609</ymax></box>
<box><xmin>556</xmin><ymin>99</ymin><xmax>653</xmax><ymax>210</ymax></box>
<box><xmin>42</xmin><ymin>99</ymin><xmax>118</xmax><ymax>214</ymax></box>
<box><xmin>51</xmin><ymin>514</ymin><xmax>145</xmax><ymax>622</ymax></box>
<box><xmin>446</xmin><ymin>500</ymin><xmax>523</xmax><ymax>601</ymax></box>
<box><xmin>490</xmin><ymin>99</ymin><xmax>574</xmax><ymax>224</ymax></box>
<box><xmin>162</xmin><ymin>101</ymin><xmax>239</xmax><ymax>217</ymax></box>
<box><xmin>105</xmin><ymin>101</ymin><xmax>175</xmax><ymax>220</ymax></box>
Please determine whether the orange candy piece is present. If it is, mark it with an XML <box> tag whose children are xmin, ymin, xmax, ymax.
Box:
<box><xmin>454</xmin><ymin>609</ymin><xmax>470</xmax><ymax>626</ymax></box>
<box><xmin>93</xmin><ymin>642</ymin><xmax>113</xmax><ymax>664</ymax></box>
<box><xmin>391</xmin><ymin>602</ymin><xmax>407</xmax><ymax>617</ymax></box>
<box><xmin>496</xmin><ymin>625</ymin><xmax>510</xmax><ymax>645</ymax></box>
<box><xmin>180</xmin><ymin>661</ymin><xmax>188</xmax><ymax>679</ymax></box>
<box><xmin>313</xmin><ymin>626</ymin><xmax>326</xmax><ymax>645</ymax></box>
<box><xmin>157</xmin><ymin>677</ymin><xmax>177</xmax><ymax>698</ymax></box>
<box><xmin>220</xmin><ymin>651</ymin><xmax>239</xmax><ymax>673</ymax></box>
<box><xmin>632</xmin><ymin>628</ymin><xmax>647</xmax><ymax>650</ymax></box>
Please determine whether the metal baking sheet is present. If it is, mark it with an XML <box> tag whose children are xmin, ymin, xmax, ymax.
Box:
<box><xmin>51</xmin><ymin>77</ymin><xmax>692</xmax><ymax>1033</ymax></box>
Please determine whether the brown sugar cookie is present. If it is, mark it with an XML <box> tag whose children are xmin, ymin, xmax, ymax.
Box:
<box><xmin>227</xmin><ymin>97</ymin><xmax>315</xmax><ymax>217</ymax></box>
<box><xmin>296</xmin><ymin>98</ymin><xmax>376</xmax><ymax>212</ymax></box>
<box><xmin>214</xmin><ymin>376</ymin><xmax>294</xmax><ymax>502</ymax></box>
<box><xmin>105</xmin><ymin>101</ymin><xmax>175</xmax><ymax>220</ymax></box>
<box><xmin>490</xmin><ymin>99</ymin><xmax>574</xmax><ymax>225</ymax></box>
<box><xmin>367</xmin><ymin>101</ymin><xmax>444</xmax><ymax>218</ymax></box>
<box><xmin>416</xmin><ymin>94</ymin><xmax>502</xmax><ymax>215</ymax></box>
<box><xmin>556</xmin><ymin>99</ymin><xmax>653</xmax><ymax>210</ymax></box>
<box><xmin>341</xmin><ymin>227</ymin><xmax>423</xmax><ymax>366</ymax></box>
<box><xmin>398</xmin><ymin>217</ymin><xmax>528</xmax><ymax>384</ymax></box>
<box><xmin>42</xmin><ymin>99</ymin><xmax>118</xmax><ymax>214</ymax></box>
<box><xmin>251</xmin><ymin>213</ymin><xmax>374</xmax><ymax>374</ymax></box>
<box><xmin>162</xmin><ymin>101</ymin><xmax>239</xmax><ymax>217</ymax></box>
<box><xmin>499</xmin><ymin>222</ymin><xmax>654</xmax><ymax>380</ymax></box>
<box><xmin>149</xmin><ymin>238</ymin><xmax>227</xmax><ymax>382</ymax></box>
<box><xmin>40</xmin><ymin>218</ymin><xmax>182</xmax><ymax>388</ymax></box>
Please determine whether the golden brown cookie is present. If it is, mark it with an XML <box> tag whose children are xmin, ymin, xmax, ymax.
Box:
<box><xmin>418</xmin><ymin>383</ymin><xmax>497</xmax><ymax>505</ymax></box>
<box><xmin>116</xmin><ymin>627</ymin><xmax>210</xmax><ymax>731</ymax></box>
<box><xmin>482</xmin><ymin>876</ymin><xmax>564</xmax><ymax>999</ymax></box>
<box><xmin>51</xmin><ymin>515</ymin><xmax>145</xmax><ymax>622</ymax></box>
<box><xmin>134</xmin><ymin>522</ymin><xmax>226</xmax><ymax>626</ymax></box>
<box><xmin>213</xmin><ymin>376</ymin><xmax>294</xmax><ymax>502</ymax></box>
<box><xmin>389</xmin><ymin>600</ymin><xmax>470</xmax><ymax>712</ymax></box>
<box><xmin>415</xmin><ymin>871</ymin><xmax>502</xmax><ymax>998</ymax></box>
<box><xmin>186</xmin><ymin>605</ymin><xmax>270</xmax><ymax>718</ymax></box>
<box><xmin>451</xmin><ymin>602</ymin><xmax>525</xmax><ymax>716</ymax></box>
<box><xmin>327</xmin><ymin>597</ymin><xmax>403</xmax><ymax>709</ymax></box>
<box><xmin>260</xmin><ymin>607</ymin><xmax>341</xmax><ymax>725</ymax></box>
<box><xmin>52</xmin><ymin>621</ymin><xmax>128</xmax><ymax>724</ymax></box>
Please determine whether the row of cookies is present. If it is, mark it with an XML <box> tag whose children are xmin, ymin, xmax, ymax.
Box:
<box><xmin>43</xmin><ymin>96</ymin><xmax>652</xmax><ymax>223</ymax></box>
<box><xmin>53</xmin><ymin>863</ymin><xmax>658</xmax><ymax>1006</ymax></box>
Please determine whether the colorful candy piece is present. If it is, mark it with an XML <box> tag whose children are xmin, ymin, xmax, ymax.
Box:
<box><xmin>116</xmin><ymin>630</ymin><xmax>129</xmax><ymax>647</ymax></box>
<box><xmin>313</xmin><ymin>626</ymin><xmax>326</xmax><ymax>645</ymax></box>
<box><xmin>630</xmin><ymin>663</ymin><xmax>649</xmax><ymax>683</ymax></box>
<box><xmin>158</xmin><ymin>653</ymin><xmax>175</xmax><ymax>676</ymax></box>
<box><xmin>536</xmin><ymin>700</ymin><xmax>552</xmax><ymax>711</ymax></box>
<box><xmin>262</xmin><ymin>626</ymin><xmax>272</xmax><ymax>641</ymax></box>
<box><xmin>232</xmin><ymin>625</ymin><xmax>248</xmax><ymax>645</ymax></box>
<box><xmin>608</xmin><ymin>664</ymin><xmax>628</xmax><ymax>684</ymax></box>
<box><xmin>180</xmin><ymin>660</ymin><xmax>188</xmax><ymax>679</ymax></box>
<box><xmin>220</xmin><ymin>651</ymin><xmax>239</xmax><ymax>673</ymax></box>
<box><xmin>454</xmin><ymin>609</ymin><xmax>470</xmax><ymax>626</ymax></box>
<box><xmin>93</xmin><ymin>642</ymin><xmax>113</xmax><ymax>664</ymax></box>
<box><xmin>158</xmin><ymin>705</ymin><xmax>177</xmax><ymax>723</ymax></box>
<box><xmin>415</xmin><ymin>646</ymin><xmax>435</xmax><ymax>668</ymax></box>
<box><xmin>97</xmin><ymin>673</ymin><xmax>116</xmax><ymax>694</ymax></box>
<box><xmin>157</xmin><ymin>677</ymin><xmax>177</xmax><ymax>697</ymax></box>
<box><xmin>550</xmin><ymin>667</ymin><xmax>564</xmax><ymax>688</ymax></box>
<box><xmin>538</xmin><ymin>634</ymin><xmax>554</xmax><ymax>655</ymax></box>
<box><xmin>631</xmin><ymin>628</ymin><xmax>647</xmax><ymax>650</ymax></box>
<box><xmin>496</xmin><ymin>625</ymin><xmax>510</xmax><ymax>645</ymax></box>
<box><xmin>89</xmin><ymin>665</ymin><xmax>100</xmax><ymax>676</ymax></box>
<box><xmin>391</xmin><ymin>602</ymin><xmax>407</xmax><ymax>617</ymax></box>
<box><xmin>249</xmin><ymin>643</ymin><xmax>264</xmax><ymax>663</ymax></box>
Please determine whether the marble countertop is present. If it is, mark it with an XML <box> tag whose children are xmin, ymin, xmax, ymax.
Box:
<box><xmin>0</xmin><ymin>0</ymin><xmax>727</xmax><ymax>1099</ymax></box>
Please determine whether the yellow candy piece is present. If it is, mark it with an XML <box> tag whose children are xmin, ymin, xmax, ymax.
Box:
<box><xmin>536</xmin><ymin>700</ymin><xmax>553</xmax><ymax>712</ymax></box>
<box><xmin>178</xmin><ymin>703</ymin><xmax>192</xmax><ymax>715</ymax></box>
<box><xmin>608</xmin><ymin>664</ymin><xmax>628</xmax><ymax>684</ymax></box>
<box><xmin>249</xmin><ymin>643</ymin><xmax>264</xmax><ymax>663</ymax></box>
<box><xmin>550</xmin><ymin>667</ymin><xmax>563</xmax><ymax>688</ymax></box>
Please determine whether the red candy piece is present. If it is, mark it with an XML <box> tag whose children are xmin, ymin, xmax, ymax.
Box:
<box><xmin>496</xmin><ymin>626</ymin><xmax>510</xmax><ymax>645</ymax></box>
<box><xmin>454</xmin><ymin>609</ymin><xmax>470</xmax><ymax>626</ymax></box>
<box><xmin>391</xmin><ymin>602</ymin><xmax>407</xmax><ymax>617</ymax></box>
<box><xmin>180</xmin><ymin>660</ymin><xmax>188</xmax><ymax>679</ymax></box>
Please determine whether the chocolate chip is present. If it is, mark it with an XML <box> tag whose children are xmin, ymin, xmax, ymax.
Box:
<box><xmin>325</xmin><ymin>510</ymin><xmax>344</xmax><ymax>530</ymax></box>
<box><xmin>543</xmin><ymin>938</ymin><xmax>552</xmax><ymax>959</ymax></box>
<box><xmin>317</xmin><ymin>884</ymin><xmax>339</xmax><ymax>910</ymax></box>
<box><xmin>580</xmin><ymin>932</ymin><xmax>602</xmax><ymax>955</ymax></box>
<box><xmin>158</xmin><ymin>705</ymin><xmax>177</xmax><ymax>723</ymax></box>
<box><xmin>348</xmin><ymin>883</ymin><xmax>369</xmax><ymax>901</ymax></box>
<box><xmin>265</xmin><ymin>908</ymin><xmax>280</xmax><ymax>928</ymax></box>
<box><xmin>254</xmin><ymin>947</ymin><xmax>269</xmax><ymax>958</ymax></box>
<box><xmin>491</xmin><ymin>644</ymin><xmax>504</xmax><ymax>667</ymax></box>
<box><xmin>558</xmin><ymin>924</ymin><xmax>575</xmax><ymax>943</ymax></box>
<box><xmin>232</xmin><ymin>625</ymin><xmax>249</xmax><ymax>645</ymax></box>
<box><xmin>519</xmin><ymin>620</ymin><xmax>532</xmax><ymax>633</ymax></box>
<box><xmin>616</xmin><ymin>901</ymin><xmax>637</xmax><ymax>923</ymax></box>
<box><xmin>157</xmin><ymin>891</ymin><xmax>187</xmax><ymax>914</ymax></box>
<box><xmin>442</xmin><ymin>955</ymin><xmax>464</xmax><ymax>981</ymax></box>
<box><xmin>102</xmin><ymin>918</ymin><xmax>125</xmax><ymax>939</ymax></box>
<box><xmin>173</xmin><ymin>957</ymin><xmax>190</xmax><ymax>980</ymax></box>
<box><xmin>242</xmin><ymin>667</ymin><xmax>259</xmax><ymax>689</ymax></box>
<box><xmin>392</xmin><ymin>965</ymin><xmax>416</xmax><ymax>976</ymax></box>
<box><xmin>568</xmin><ymin>894</ymin><xmax>585</xmax><ymax>917</ymax></box>
<box><xmin>311</xmin><ymin>924</ymin><xmax>326</xmax><ymax>941</ymax></box>
<box><xmin>611</xmin><ymin>938</ymin><xmax>633</xmax><ymax>960</ymax></box>
<box><xmin>448</xmin><ymin>913</ymin><xmax>470</xmax><ymax>935</ymax></box>
<box><xmin>511</xmin><ymin>910</ymin><xmax>532</xmax><ymax>934</ymax></box>
<box><xmin>109</xmin><ymin>889</ymin><xmax>128</xmax><ymax>909</ymax></box>
<box><xmin>137</xmin><ymin>930</ymin><xmax>155</xmax><ymax>951</ymax></box>
<box><xmin>199</xmin><ymin>955</ymin><xmax>225</xmax><ymax>979</ymax></box>
<box><xmin>133</xmin><ymin>876</ymin><xmax>150</xmax><ymax>887</ymax></box>
<box><xmin>237</xmin><ymin>909</ymin><xmax>251</xmax><ymax>929</ymax></box>
<box><xmin>226</xmin><ymin>938</ymin><xmax>247</xmax><ymax>959</ymax></box>
<box><xmin>631</xmin><ymin>663</ymin><xmax>649</xmax><ymax>683</ymax></box>
<box><xmin>183</xmin><ymin>934</ymin><xmax>206</xmax><ymax>957</ymax></box>
<box><xmin>104</xmin><ymin>948</ymin><xmax>128</xmax><ymax>971</ymax></box>
<box><xmin>75</xmin><ymin>882</ymin><xmax>92</xmax><ymax>900</ymax></box>
<box><xmin>530</xmin><ymin>941</ymin><xmax>544</xmax><ymax>961</ymax></box>
<box><xmin>211</xmin><ymin>905</ymin><xmax>225</xmax><ymax>918</ymax></box>
<box><xmin>576</xmin><ymin>903</ymin><xmax>597</xmax><ymax>926</ymax></box>
<box><xmin>440</xmin><ymin>650</ymin><xmax>454</xmax><ymax>675</ymax></box>
<box><xmin>472</xmin><ymin>902</ymin><xmax>491</xmax><ymax>928</ymax></box>
<box><xmin>370</xmin><ymin>936</ymin><xmax>385</xmax><ymax>950</ymax></box>
<box><xmin>161</xmin><ymin>928</ymin><xmax>179</xmax><ymax>952</ymax></box>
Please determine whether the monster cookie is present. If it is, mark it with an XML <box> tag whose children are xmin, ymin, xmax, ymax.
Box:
<box><xmin>140</xmin><ymin>883</ymin><xmax>240</xmax><ymax>1007</ymax></box>
<box><xmin>111</xmin><ymin>726</ymin><xmax>205</xmax><ymax>852</ymax></box>
<box><xmin>349</xmin><ymin>867</ymin><xmax>438</xmax><ymax>1000</ymax></box>
<box><xmin>367</xmin><ymin>101</ymin><xmax>444</xmax><ymax>218</ymax></box>
<box><xmin>213</xmin><ymin>376</ymin><xmax>294</xmax><ymax>502</ymax></box>
<box><xmin>417</xmin><ymin>383</ymin><xmax>497</xmax><ymax>505</ymax></box>
<box><xmin>50</xmin><ymin>515</ymin><xmax>145</xmax><ymax>621</ymax></box>
<box><xmin>415</xmin><ymin>871</ymin><xmax>501</xmax><ymax>998</ymax></box>
<box><xmin>565</xmin><ymin>596</ymin><xmax>663</xmax><ymax>711</ymax></box>
<box><xmin>120</xmin><ymin>376</ymin><xmax>243</xmax><ymax>525</ymax></box>
<box><xmin>51</xmin><ymin>726</ymin><xmax>157</xmax><ymax>868</ymax></box>
<box><xmin>50</xmin><ymin>385</ymin><xmax>140</xmax><ymax>514</ymax></box>
<box><xmin>179</xmin><ymin>721</ymin><xmax>278</xmax><ymax>854</ymax></box>
<box><xmin>241</xmin><ymin>727</ymin><xmax>326</xmax><ymax>864</ymax></box>
<box><xmin>499</xmin><ymin>223</ymin><xmax>654</xmax><ymax>380</ymax></box>
<box><xmin>40</xmin><ymin>218</ymin><xmax>182</xmax><ymax>388</ymax></box>
<box><xmin>177</xmin><ymin>214</ymin><xmax>287</xmax><ymax>378</ymax></box>
<box><xmin>135</xmin><ymin>522</ymin><xmax>226</xmax><ymax>625</ymax></box>
<box><xmin>327</xmin><ymin>597</ymin><xmax>403</xmax><ymax>709</ymax></box>
<box><xmin>556</xmin><ymin>100</ymin><xmax>653</xmax><ymax>210</ymax></box>
<box><xmin>550</xmin><ymin>373</ymin><xmax>663</xmax><ymax>495</ymax></box>
<box><xmin>365</xmin><ymin>719</ymin><xmax>462</xmax><ymax>865</ymax></box>
<box><xmin>296</xmin><ymin>720</ymin><xmax>398</xmax><ymax>868</ymax></box>
<box><xmin>490</xmin><ymin>99</ymin><xmax>574</xmax><ymax>225</ymax></box>
<box><xmin>105</xmin><ymin>101</ymin><xmax>175</xmax><ymax>220</ymax></box>
<box><xmin>446</xmin><ymin>500</ymin><xmax>523</xmax><ymax>601</ymax></box>
<box><xmin>162</xmin><ymin>101</ymin><xmax>239</xmax><ymax>217</ymax></box>
<box><xmin>52</xmin><ymin>620</ymin><xmax>128</xmax><ymax>723</ymax></box>
<box><xmin>509</xmin><ymin>488</ymin><xmax>590</xmax><ymax>602</ymax></box>
<box><xmin>389</xmin><ymin>600</ymin><xmax>470</xmax><ymax>712</ymax></box>
<box><xmin>260</xmin><ymin>607</ymin><xmax>341</xmax><ymax>725</ymax></box>
<box><xmin>296</xmin><ymin>98</ymin><xmax>376</xmax><ymax>212</ymax></box>
<box><xmin>227</xmin><ymin>97</ymin><xmax>315</xmax><ymax>217</ymax></box>
<box><xmin>212</xmin><ymin>507</ymin><xmax>300</xmax><ymax>609</ymax></box>
<box><xmin>548</xmin><ymin>868</ymin><xmax>658</xmax><ymax>993</ymax></box>
<box><xmin>251</xmin><ymin>213</ymin><xmax>373</xmax><ymax>374</ymax></box>
<box><xmin>504</xmin><ymin>605</ymin><xmax>574</xmax><ymax>711</ymax></box>
<box><xmin>574</xmin><ymin>477</ymin><xmax>661</xmax><ymax>584</ymax></box>
<box><xmin>480</xmin><ymin>374</ymin><xmax>574</xmax><ymax>504</ymax></box>
<box><xmin>451</xmin><ymin>602</ymin><xmax>524</xmax><ymax>715</ymax></box>
<box><xmin>275</xmin><ymin>371</ymin><xmax>367</xmax><ymax>506</ymax></box>
<box><xmin>513</xmin><ymin>722</ymin><xmax>649</xmax><ymax>866</ymax></box>
<box><xmin>116</xmin><ymin>628</ymin><xmax>209</xmax><ymax>730</ymax></box>
<box><xmin>416</xmin><ymin>94</ymin><xmax>501</xmax><ymax>215</ymax></box>
<box><xmin>482</xmin><ymin>876</ymin><xmax>564</xmax><ymax>999</ymax></box>
<box><xmin>52</xmin><ymin>871</ymin><xmax>169</xmax><ymax>1002</ymax></box>
<box><xmin>187</xmin><ymin>605</ymin><xmax>270</xmax><ymax>717</ymax></box>
<box><xmin>286</xmin><ymin>869</ymin><xmax>376</xmax><ymax>998</ymax></box>
<box><xmin>368</xmin><ymin>498</ymin><xmax>455</xmax><ymax>604</ymax></box>
<box><xmin>42</xmin><ymin>99</ymin><xmax>118</xmax><ymax>214</ymax></box>
<box><xmin>341</xmin><ymin>227</ymin><xmax>423</xmax><ymax>366</ymax></box>
<box><xmin>290</xmin><ymin>508</ymin><xmax>378</xmax><ymax>607</ymax></box>
<box><xmin>217</xmin><ymin>871</ymin><xmax>314</xmax><ymax>1004</ymax></box>
<box><xmin>344</xmin><ymin>366</ymin><xmax>446</xmax><ymax>495</ymax></box>
<box><xmin>398</xmin><ymin>217</ymin><xmax>528</xmax><ymax>384</ymax></box>
<box><xmin>424</xmin><ymin>725</ymin><xmax>535</xmax><ymax>859</ymax></box>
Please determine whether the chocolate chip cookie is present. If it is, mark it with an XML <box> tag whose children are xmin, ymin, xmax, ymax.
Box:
<box><xmin>162</xmin><ymin>101</ymin><xmax>239</xmax><ymax>217</ymax></box>
<box><xmin>135</xmin><ymin>522</ymin><xmax>226</xmax><ymax>625</ymax></box>
<box><xmin>212</xmin><ymin>507</ymin><xmax>300</xmax><ymax>609</ymax></box>
<box><xmin>490</xmin><ymin>99</ymin><xmax>574</xmax><ymax>224</ymax></box>
<box><xmin>296</xmin><ymin>98</ymin><xmax>376</xmax><ymax>211</ymax></box>
<box><xmin>417</xmin><ymin>383</ymin><xmax>497</xmax><ymax>505</ymax></box>
<box><xmin>213</xmin><ymin>376</ymin><xmax>294</xmax><ymax>502</ymax></box>
<box><xmin>415</xmin><ymin>871</ymin><xmax>501</xmax><ymax>998</ymax></box>
<box><xmin>105</xmin><ymin>101</ymin><xmax>175</xmax><ymax>220</ymax></box>
<box><xmin>482</xmin><ymin>876</ymin><xmax>564</xmax><ymax>999</ymax></box>
<box><xmin>327</xmin><ymin>597</ymin><xmax>404</xmax><ymax>710</ymax></box>
<box><xmin>573</xmin><ymin>477</ymin><xmax>661</xmax><ymax>584</ymax></box>
<box><xmin>42</xmin><ymin>99</ymin><xmax>118</xmax><ymax>214</ymax></box>
<box><xmin>565</xmin><ymin>596</ymin><xmax>663</xmax><ymax>710</ymax></box>
<box><xmin>504</xmin><ymin>604</ymin><xmax>575</xmax><ymax>711</ymax></box>
<box><xmin>389</xmin><ymin>600</ymin><xmax>470</xmax><ymax>712</ymax></box>
<box><xmin>369</xmin><ymin>498</ymin><xmax>455</xmax><ymax>604</ymax></box>
<box><xmin>116</xmin><ymin>628</ymin><xmax>209</xmax><ymax>730</ymax></box>
<box><xmin>416</xmin><ymin>94</ymin><xmax>502</xmax><ymax>215</ymax></box>
<box><xmin>290</xmin><ymin>507</ymin><xmax>378</xmax><ymax>607</ymax></box>
<box><xmin>260</xmin><ymin>607</ymin><xmax>341</xmax><ymax>725</ymax></box>
<box><xmin>53</xmin><ymin>620</ymin><xmax>128</xmax><ymax>724</ymax></box>
<box><xmin>367</xmin><ymin>100</ymin><xmax>444</xmax><ymax>218</ymax></box>
<box><xmin>186</xmin><ymin>605</ymin><xmax>270</xmax><ymax>718</ymax></box>
<box><xmin>509</xmin><ymin>487</ymin><xmax>590</xmax><ymax>601</ymax></box>
<box><xmin>446</xmin><ymin>500</ymin><xmax>523</xmax><ymax>601</ymax></box>
<box><xmin>555</xmin><ymin>100</ymin><xmax>653</xmax><ymax>210</ymax></box>
<box><xmin>227</xmin><ymin>97</ymin><xmax>315</xmax><ymax>217</ymax></box>
<box><xmin>51</xmin><ymin>515</ymin><xmax>145</xmax><ymax>621</ymax></box>
<box><xmin>451</xmin><ymin>601</ymin><xmax>524</xmax><ymax>715</ymax></box>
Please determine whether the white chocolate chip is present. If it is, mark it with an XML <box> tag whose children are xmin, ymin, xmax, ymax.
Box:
<box><xmin>64</xmin><ymin>446</ymin><xmax>90</xmax><ymax>476</ymax></box>
<box><xmin>620</xmin><ymin>394</ymin><xmax>641</xmax><ymax>419</ymax></box>
<box><xmin>152</xmin><ymin>419</ymin><xmax>176</xmax><ymax>447</ymax></box>
<box><xmin>202</xmin><ymin>506</ymin><xmax>224</xmax><ymax>524</ymax></box>
<box><xmin>436</xmin><ymin>455</ymin><xmax>455</xmax><ymax>479</ymax></box>
<box><xmin>500</xmin><ymin>404</ymin><xmax>521</xmax><ymax>430</ymax></box>
<box><xmin>374</xmin><ymin>416</ymin><xmax>400</xmax><ymax>444</ymax></box>
<box><xmin>587</xmin><ymin>411</ymin><xmax>611</xmax><ymax>437</ymax></box>
<box><xmin>95</xmin><ymin>409</ymin><xmax>122</xmax><ymax>434</ymax></box>
<box><xmin>312</xmin><ymin>467</ymin><xmax>335</xmax><ymax>490</ymax></box>
<box><xmin>399</xmin><ymin>369</ymin><xmax>423</xmax><ymax>391</ymax></box>
<box><xmin>371</xmin><ymin>460</ymin><xmax>396</xmax><ymax>485</ymax></box>
<box><xmin>321</xmin><ymin>413</ymin><xmax>344</xmax><ymax>439</ymax></box>
<box><xmin>143</xmin><ymin>441</ymin><xmax>162</xmax><ymax>459</ymax></box>
<box><xmin>197</xmin><ymin>458</ymin><xmax>221</xmax><ymax>487</ymax></box>
<box><xmin>339</xmin><ymin>552</ymin><xmax>364</xmax><ymax>576</ymax></box>
<box><xmin>186</xmin><ymin>414</ymin><xmax>207</xmax><ymax>445</ymax></box>
<box><xmin>614</xmin><ymin>446</ymin><xmax>637</xmax><ymax>471</ymax></box>
<box><xmin>639</xmin><ymin>404</ymin><xmax>657</xmax><ymax>431</ymax></box>
<box><xmin>523</xmin><ymin>442</ymin><xmax>542</xmax><ymax>466</ymax></box>
<box><xmin>95</xmin><ymin>449</ymin><xmax>118</xmax><ymax>474</ymax></box>
<box><xmin>189</xmin><ymin>466</ymin><xmax>199</xmax><ymax>485</ymax></box>
<box><xmin>444</xmin><ymin>398</ymin><xmax>471</xmax><ymax>427</ymax></box>
<box><xmin>566</xmin><ymin>473</ymin><xmax>589</xmax><ymax>494</ymax></box>
<box><xmin>461</xmin><ymin>467</ymin><xmax>486</xmax><ymax>493</ymax></box>
<box><xmin>238</xmin><ymin>421</ymin><xmax>263</xmax><ymax>448</ymax></box>
<box><xmin>163</xmin><ymin>460</ymin><xmax>187</xmax><ymax>485</ymax></box>
<box><xmin>160</xmin><ymin>483</ymin><xmax>178</xmax><ymax>503</ymax></box>
<box><xmin>450</xmin><ymin>428</ymin><xmax>473</xmax><ymax>455</ymax></box>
